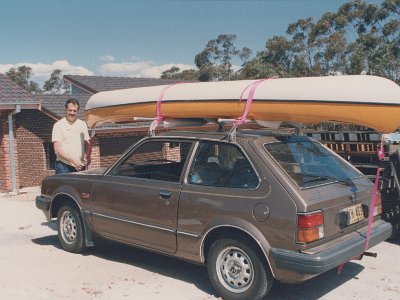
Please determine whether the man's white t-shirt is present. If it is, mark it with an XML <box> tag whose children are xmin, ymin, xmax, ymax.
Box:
<box><xmin>52</xmin><ymin>117</ymin><xmax>90</xmax><ymax>166</ymax></box>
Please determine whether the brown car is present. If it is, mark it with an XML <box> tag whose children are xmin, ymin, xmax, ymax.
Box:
<box><xmin>36</xmin><ymin>129</ymin><xmax>392</xmax><ymax>300</ymax></box>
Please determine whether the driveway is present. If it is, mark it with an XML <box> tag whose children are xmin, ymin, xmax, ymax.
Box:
<box><xmin>1</xmin><ymin>187</ymin><xmax>400</xmax><ymax>299</ymax></box>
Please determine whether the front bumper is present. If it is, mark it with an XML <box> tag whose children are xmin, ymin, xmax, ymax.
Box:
<box><xmin>271</xmin><ymin>219</ymin><xmax>392</xmax><ymax>275</ymax></box>
<box><xmin>35</xmin><ymin>195</ymin><xmax>51</xmax><ymax>220</ymax></box>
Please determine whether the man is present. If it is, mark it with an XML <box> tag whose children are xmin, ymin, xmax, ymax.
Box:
<box><xmin>52</xmin><ymin>98</ymin><xmax>90</xmax><ymax>174</ymax></box>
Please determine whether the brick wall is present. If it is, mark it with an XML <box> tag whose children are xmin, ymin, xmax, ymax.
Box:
<box><xmin>91</xmin><ymin>123</ymin><xmax>255</xmax><ymax>169</ymax></box>
<box><xmin>94</xmin><ymin>128</ymin><xmax>147</xmax><ymax>168</ymax></box>
<box><xmin>15</xmin><ymin>110</ymin><xmax>55</xmax><ymax>188</ymax></box>
<box><xmin>0</xmin><ymin>114</ymin><xmax>259</xmax><ymax>192</ymax></box>
<box><xmin>89</xmin><ymin>137</ymin><xmax>101</xmax><ymax>169</ymax></box>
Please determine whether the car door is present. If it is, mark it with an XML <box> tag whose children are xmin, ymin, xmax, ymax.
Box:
<box><xmin>90</xmin><ymin>138</ymin><xmax>193</xmax><ymax>254</ymax></box>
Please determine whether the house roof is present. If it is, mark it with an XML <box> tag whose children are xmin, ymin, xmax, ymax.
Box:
<box><xmin>0</xmin><ymin>73</ymin><xmax>39</xmax><ymax>110</ymax></box>
<box><xmin>38</xmin><ymin>93</ymin><xmax>149</xmax><ymax>130</ymax></box>
<box><xmin>37</xmin><ymin>94</ymin><xmax>91</xmax><ymax>120</ymax></box>
<box><xmin>63</xmin><ymin>75</ymin><xmax>191</xmax><ymax>94</ymax></box>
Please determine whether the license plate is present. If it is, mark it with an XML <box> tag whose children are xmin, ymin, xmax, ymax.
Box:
<box><xmin>341</xmin><ymin>203</ymin><xmax>365</xmax><ymax>226</ymax></box>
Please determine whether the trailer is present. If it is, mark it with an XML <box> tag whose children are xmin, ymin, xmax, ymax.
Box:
<box><xmin>302</xmin><ymin>130</ymin><xmax>400</xmax><ymax>236</ymax></box>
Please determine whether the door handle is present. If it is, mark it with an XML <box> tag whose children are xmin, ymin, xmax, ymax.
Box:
<box><xmin>159</xmin><ymin>191</ymin><xmax>172</xmax><ymax>199</ymax></box>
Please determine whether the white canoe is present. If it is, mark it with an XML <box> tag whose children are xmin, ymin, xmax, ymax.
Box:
<box><xmin>84</xmin><ymin>75</ymin><xmax>400</xmax><ymax>133</ymax></box>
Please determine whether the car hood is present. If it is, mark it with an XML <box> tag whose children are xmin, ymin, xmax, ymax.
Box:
<box><xmin>79</xmin><ymin>168</ymin><xmax>107</xmax><ymax>175</ymax></box>
<box><xmin>51</xmin><ymin>167</ymin><xmax>106</xmax><ymax>178</ymax></box>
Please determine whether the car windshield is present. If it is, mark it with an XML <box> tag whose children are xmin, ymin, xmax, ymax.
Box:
<box><xmin>264</xmin><ymin>137</ymin><xmax>363</xmax><ymax>188</ymax></box>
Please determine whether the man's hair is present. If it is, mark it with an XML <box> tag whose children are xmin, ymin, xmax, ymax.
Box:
<box><xmin>65</xmin><ymin>98</ymin><xmax>80</xmax><ymax>109</ymax></box>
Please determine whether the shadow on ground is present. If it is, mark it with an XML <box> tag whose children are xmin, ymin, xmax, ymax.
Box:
<box><xmin>386</xmin><ymin>234</ymin><xmax>400</xmax><ymax>246</ymax></box>
<box><xmin>32</xmin><ymin>234</ymin><xmax>365</xmax><ymax>299</ymax></box>
<box><xmin>269</xmin><ymin>262</ymin><xmax>364</xmax><ymax>299</ymax></box>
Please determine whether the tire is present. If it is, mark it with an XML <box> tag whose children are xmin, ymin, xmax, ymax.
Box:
<box><xmin>207</xmin><ymin>237</ymin><xmax>273</xmax><ymax>300</ymax></box>
<box><xmin>57</xmin><ymin>204</ymin><xmax>86</xmax><ymax>253</ymax></box>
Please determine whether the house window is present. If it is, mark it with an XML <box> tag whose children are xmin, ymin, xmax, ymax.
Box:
<box><xmin>44</xmin><ymin>142</ymin><xmax>56</xmax><ymax>170</ymax></box>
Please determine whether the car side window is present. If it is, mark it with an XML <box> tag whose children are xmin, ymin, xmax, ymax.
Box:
<box><xmin>110</xmin><ymin>140</ymin><xmax>192</xmax><ymax>182</ymax></box>
<box><xmin>188</xmin><ymin>141</ymin><xmax>259</xmax><ymax>189</ymax></box>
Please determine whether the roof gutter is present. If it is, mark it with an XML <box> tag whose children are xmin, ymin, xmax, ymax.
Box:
<box><xmin>8</xmin><ymin>105</ymin><xmax>21</xmax><ymax>194</ymax></box>
<box><xmin>1</xmin><ymin>103</ymin><xmax>40</xmax><ymax>110</ymax></box>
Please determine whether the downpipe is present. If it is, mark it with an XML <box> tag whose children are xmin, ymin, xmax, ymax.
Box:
<box><xmin>8</xmin><ymin>105</ymin><xmax>21</xmax><ymax>194</ymax></box>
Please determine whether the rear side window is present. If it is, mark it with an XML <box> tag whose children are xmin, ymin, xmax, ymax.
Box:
<box><xmin>187</xmin><ymin>141</ymin><xmax>259</xmax><ymax>189</ymax></box>
<box><xmin>264</xmin><ymin>139</ymin><xmax>362</xmax><ymax>188</ymax></box>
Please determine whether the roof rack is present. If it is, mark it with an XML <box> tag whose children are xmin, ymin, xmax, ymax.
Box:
<box><xmin>133</xmin><ymin>117</ymin><xmax>158</xmax><ymax>136</ymax></box>
<box><xmin>134</xmin><ymin>117</ymin><xmax>210</xmax><ymax>137</ymax></box>
<box><xmin>218</xmin><ymin>118</ymin><xmax>242</xmax><ymax>142</ymax></box>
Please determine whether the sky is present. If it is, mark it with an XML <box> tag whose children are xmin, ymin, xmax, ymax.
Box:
<box><xmin>0</xmin><ymin>0</ymin><xmax>383</xmax><ymax>86</ymax></box>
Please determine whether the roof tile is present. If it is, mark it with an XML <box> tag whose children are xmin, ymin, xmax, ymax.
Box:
<box><xmin>37</xmin><ymin>94</ymin><xmax>91</xmax><ymax>119</ymax></box>
<box><xmin>0</xmin><ymin>73</ymin><xmax>37</xmax><ymax>103</ymax></box>
<box><xmin>63</xmin><ymin>75</ymin><xmax>195</xmax><ymax>93</ymax></box>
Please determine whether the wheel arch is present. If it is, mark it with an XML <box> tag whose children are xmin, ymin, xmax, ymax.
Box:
<box><xmin>50</xmin><ymin>192</ymin><xmax>82</xmax><ymax>220</ymax></box>
<box><xmin>50</xmin><ymin>190</ymin><xmax>94</xmax><ymax>247</ymax></box>
<box><xmin>201</xmin><ymin>222</ymin><xmax>275</xmax><ymax>277</ymax></box>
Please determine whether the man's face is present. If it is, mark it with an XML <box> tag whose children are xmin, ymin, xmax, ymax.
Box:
<box><xmin>65</xmin><ymin>103</ymin><xmax>79</xmax><ymax>122</ymax></box>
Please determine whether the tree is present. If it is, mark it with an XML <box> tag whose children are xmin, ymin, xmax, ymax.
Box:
<box><xmin>240</xmin><ymin>0</ymin><xmax>399</xmax><ymax>83</ymax></box>
<box><xmin>236</xmin><ymin>58</ymin><xmax>277</xmax><ymax>79</ymax></box>
<box><xmin>6</xmin><ymin>66</ymin><xmax>41</xmax><ymax>93</ymax></box>
<box><xmin>160</xmin><ymin>67</ymin><xmax>199</xmax><ymax>80</ymax></box>
<box><xmin>256</xmin><ymin>36</ymin><xmax>293</xmax><ymax>77</ymax></box>
<box><xmin>43</xmin><ymin>69</ymin><xmax>69</xmax><ymax>94</ymax></box>
<box><xmin>195</xmin><ymin>34</ymin><xmax>252</xmax><ymax>81</ymax></box>
<box><xmin>330</xmin><ymin>0</ymin><xmax>399</xmax><ymax>83</ymax></box>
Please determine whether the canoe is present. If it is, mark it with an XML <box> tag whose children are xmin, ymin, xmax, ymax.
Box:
<box><xmin>84</xmin><ymin>75</ymin><xmax>400</xmax><ymax>133</ymax></box>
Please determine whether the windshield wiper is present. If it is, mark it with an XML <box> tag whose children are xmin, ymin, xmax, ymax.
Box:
<box><xmin>303</xmin><ymin>174</ymin><xmax>351</xmax><ymax>186</ymax></box>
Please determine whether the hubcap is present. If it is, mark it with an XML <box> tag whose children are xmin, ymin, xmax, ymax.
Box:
<box><xmin>60</xmin><ymin>211</ymin><xmax>77</xmax><ymax>244</ymax></box>
<box><xmin>216</xmin><ymin>246</ymin><xmax>254</xmax><ymax>293</ymax></box>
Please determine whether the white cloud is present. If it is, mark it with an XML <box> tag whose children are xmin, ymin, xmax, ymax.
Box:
<box><xmin>0</xmin><ymin>58</ymin><xmax>195</xmax><ymax>88</ymax></box>
<box><xmin>0</xmin><ymin>60</ymin><xmax>94</xmax><ymax>87</ymax></box>
<box><xmin>0</xmin><ymin>64</ymin><xmax>14</xmax><ymax>74</ymax></box>
<box><xmin>99</xmin><ymin>55</ymin><xmax>115</xmax><ymax>62</ymax></box>
<box><xmin>100</xmin><ymin>60</ymin><xmax>195</xmax><ymax>78</ymax></box>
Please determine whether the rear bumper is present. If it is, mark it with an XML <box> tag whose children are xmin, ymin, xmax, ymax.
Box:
<box><xmin>271</xmin><ymin>219</ymin><xmax>392</xmax><ymax>275</ymax></box>
<box><xmin>35</xmin><ymin>195</ymin><xmax>51</xmax><ymax>221</ymax></box>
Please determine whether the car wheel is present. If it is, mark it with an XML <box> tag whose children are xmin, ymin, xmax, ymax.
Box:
<box><xmin>207</xmin><ymin>237</ymin><xmax>273</xmax><ymax>300</ymax></box>
<box><xmin>57</xmin><ymin>204</ymin><xmax>86</xmax><ymax>253</ymax></box>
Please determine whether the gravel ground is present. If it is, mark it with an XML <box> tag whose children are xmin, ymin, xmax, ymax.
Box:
<box><xmin>1</xmin><ymin>186</ymin><xmax>400</xmax><ymax>300</ymax></box>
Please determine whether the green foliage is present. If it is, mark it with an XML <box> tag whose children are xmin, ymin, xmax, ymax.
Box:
<box><xmin>194</xmin><ymin>34</ymin><xmax>252</xmax><ymax>81</ymax></box>
<box><xmin>43</xmin><ymin>69</ymin><xmax>69</xmax><ymax>94</ymax></box>
<box><xmin>170</xmin><ymin>1</ymin><xmax>398</xmax><ymax>84</ymax></box>
<box><xmin>6</xmin><ymin>67</ymin><xmax>71</xmax><ymax>94</ymax></box>
<box><xmin>236</xmin><ymin>0</ymin><xmax>399</xmax><ymax>83</ymax></box>
<box><xmin>161</xmin><ymin>66</ymin><xmax>199</xmax><ymax>80</ymax></box>
<box><xmin>6</xmin><ymin>66</ymin><xmax>41</xmax><ymax>93</ymax></box>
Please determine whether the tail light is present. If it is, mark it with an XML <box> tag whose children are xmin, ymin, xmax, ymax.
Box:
<box><xmin>297</xmin><ymin>210</ymin><xmax>324</xmax><ymax>244</ymax></box>
<box><xmin>373</xmin><ymin>191</ymin><xmax>382</xmax><ymax>217</ymax></box>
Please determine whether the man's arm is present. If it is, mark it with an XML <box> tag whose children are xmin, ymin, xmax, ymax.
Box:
<box><xmin>53</xmin><ymin>141</ymin><xmax>83</xmax><ymax>171</ymax></box>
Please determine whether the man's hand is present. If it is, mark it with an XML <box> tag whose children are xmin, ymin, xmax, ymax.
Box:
<box><xmin>54</xmin><ymin>141</ymin><xmax>84</xmax><ymax>171</ymax></box>
<box><xmin>71</xmin><ymin>159</ymin><xmax>83</xmax><ymax>171</ymax></box>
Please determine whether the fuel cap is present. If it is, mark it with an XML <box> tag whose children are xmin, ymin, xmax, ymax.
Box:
<box><xmin>253</xmin><ymin>203</ymin><xmax>270</xmax><ymax>222</ymax></box>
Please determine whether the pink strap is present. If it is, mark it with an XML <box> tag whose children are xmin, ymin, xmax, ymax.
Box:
<box><xmin>86</xmin><ymin>139</ymin><xmax>92</xmax><ymax>170</ymax></box>
<box><xmin>365</xmin><ymin>135</ymin><xmax>385</xmax><ymax>250</ymax></box>
<box><xmin>338</xmin><ymin>135</ymin><xmax>385</xmax><ymax>274</ymax></box>
<box><xmin>150</xmin><ymin>83</ymin><xmax>183</xmax><ymax>133</ymax></box>
<box><xmin>235</xmin><ymin>77</ymin><xmax>278</xmax><ymax>126</ymax></box>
